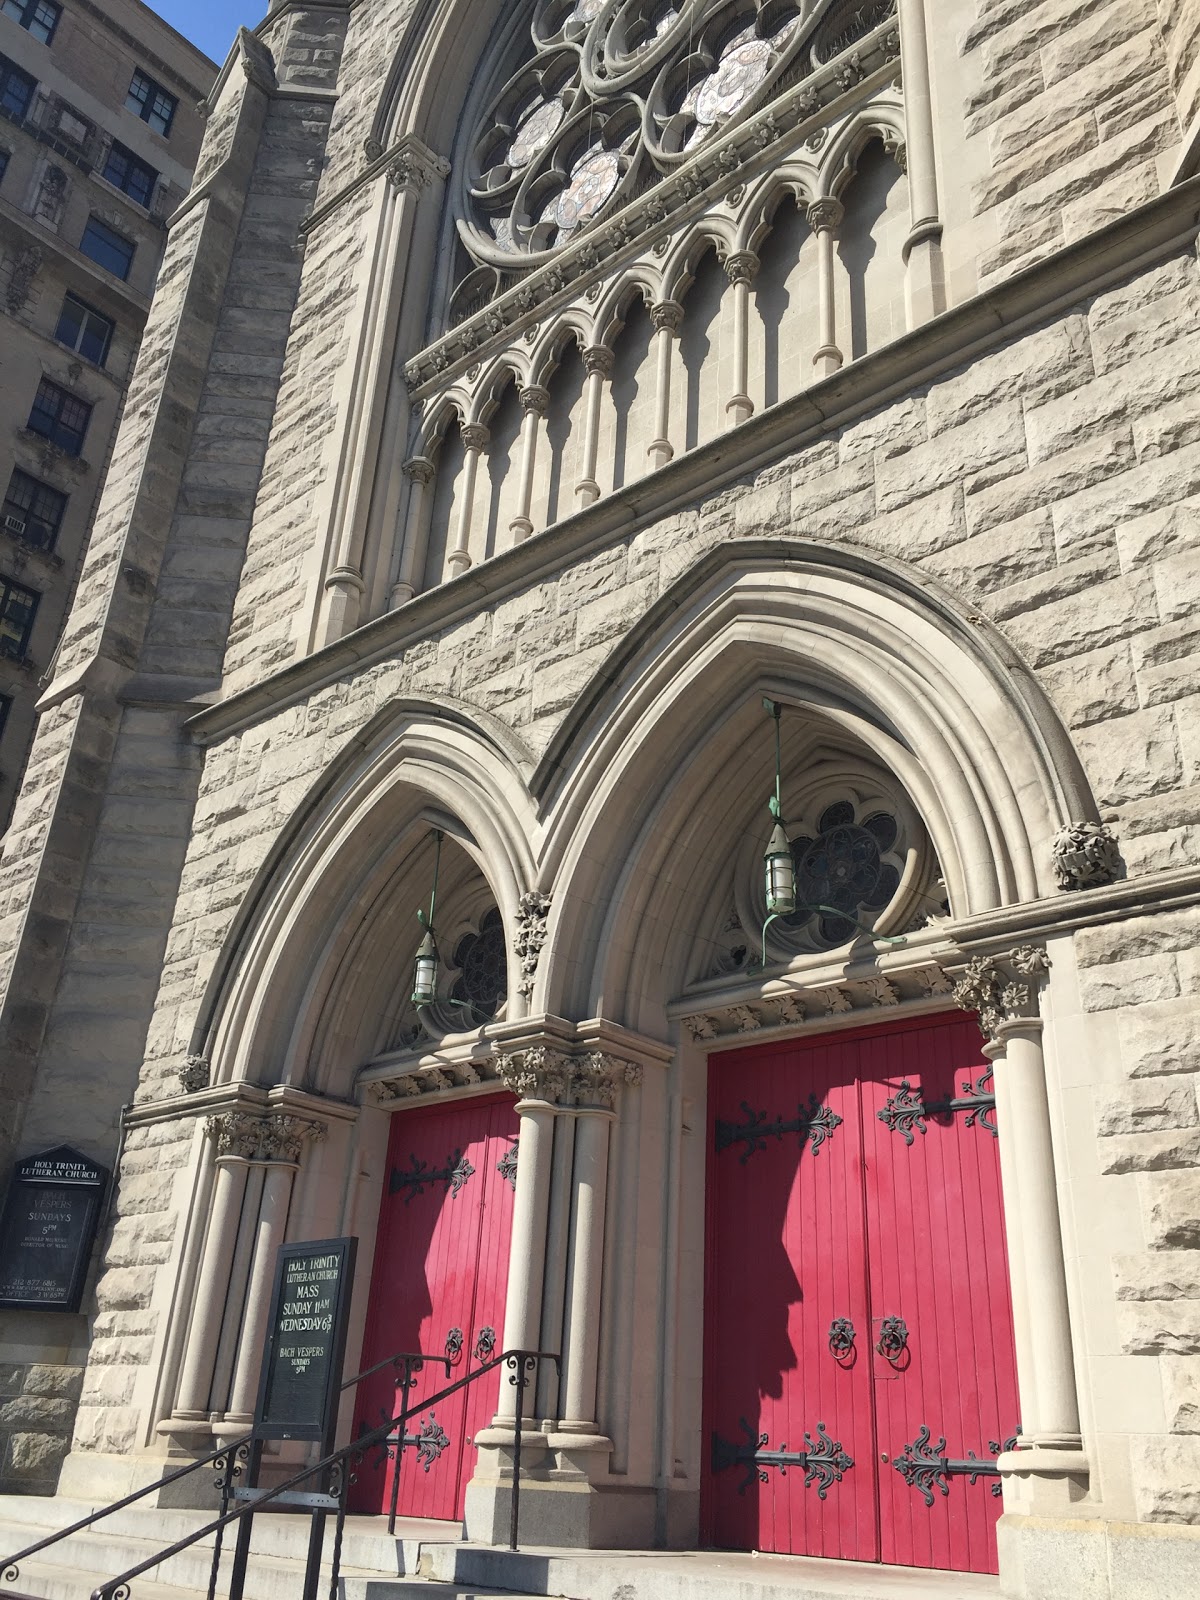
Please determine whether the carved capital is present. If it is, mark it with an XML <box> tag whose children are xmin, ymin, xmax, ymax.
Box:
<box><xmin>402</xmin><ymin>454</ymin><xmax>435</xmax><ymax>485</ymax></box>
<box><xmin>460</xmin><ymin>423</ymin><xmax>490</xmax><ymax>453</ymax></box>
<box><xmin>953</xmin><ymin>947</ymin><xmax>1051</xmax><ymax>1040</ymax></box>
<box><xmin>583</xmin><ymin>345</ymin><xmax>614</xmax><ymax>379</ymax></box>
<box><xmin>650</xmin><ymin>299</ymin><xmax>684</xmax><ymax>334</ymax></box>
<box><xmin>178</xmin><ymin>1055</ymin><xmax>210</xmax><ymax>1094</ymax></box>
<box><xmin>569</xmin><ymin>1052</ymin><xmax>640</xmax><ymax>1108</ymax></box>
<box><xmin>723</xmin><ymin>250</ymin><xmax>760</xmax><ymax>286</ymax></box>
<box><xmin>684</xmin><ymin>1013</ymin><xmax>716</xmax><ymax>1042</ymax></box>
<box><xmin>205</xmin><ymin>1111</ymin><xmax>265</xmax><ymax>1161</ymax></box>
<box><xmin>1052</xmin><ymin>821</ymin><xmax>1123</xmax><ymax>891</ymax></box>
<box><xmin>497</xmin><ymin>1045</ymin><xmax>572</xmax><ymax>1105</ymax></box>
<box><xmin>514</xmin><ymin>890</ymin><xmax>552</xmax><ymax>1000</ymax></box>
<box><xmin>520</xmin><ymin>384</ymin><xmax>551</xmax><ymax>417</ymax></box>
<box><xmin>205</xmin><ymin>1110</ymin><xmax>325</xmax><ymax>1163</ymax></box>
<box><xmin>806</xmin><ymin>197</ymin><xmax>844</xmax><ymax>233</ymax></box>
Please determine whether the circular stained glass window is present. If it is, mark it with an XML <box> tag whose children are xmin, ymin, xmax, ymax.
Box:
<box><xmin>695</xmin><ymin>38</ymin><xmax>772</xmax><ymax>124</ymax></box>
<box><xmin>508</xmin><ymin>100</ymin><xmax>565</xmax><ymax>168</ymax></box>
<box><xmin>555</xmin><ymin>148</ymin><xmax>621</xmax><ymax>232</ymax></box>
<box><xmin>451</xmin><ymin>908</ymin><xmax>508</xmax><ymax>1018</ymax></box>
<box><xmin>788</xmin><ymin>802</ymin><xmax>901</xmax><ymax>948</ymax></box>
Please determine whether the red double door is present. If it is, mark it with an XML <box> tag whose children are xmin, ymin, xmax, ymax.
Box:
<box><xmin>703</xmin><ymin>1012</ymin><xmax>1018</xmax><ymax>1574</ymax></box>
<box><xmin>351</xmin><ymin>1094</ymin><xmax>519</xmax><ymax>1521</ymax></box>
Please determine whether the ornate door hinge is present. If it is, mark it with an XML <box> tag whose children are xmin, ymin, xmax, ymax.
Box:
<box><xmin>497</xmin><ymin>1141</ymin><xmax>518</xmax><ymax>1190</ymax></box>
<box><xmin>715</xmin><ymin>1095</ymin><xmax>843</xmax><ymax>1163</ymax></box>
<box><xmin>390</xmin><ymin>1147</ymin><xmax>476</xmax><ymax>1202</ymax></box>
<box><xmin>893</xmin><ymin>1425</ymin><xmax>1017</xmax><ymax>1505</ymax></box>
<box><xmin>877</xmin><ymin>1067</ymin><xmax>997</xmax><ymax>1145</ymax></box>
<box><xmin>712</xmin><ymin>1417</ymin><xmax>854</xmax><ymax>1498</ymax></box>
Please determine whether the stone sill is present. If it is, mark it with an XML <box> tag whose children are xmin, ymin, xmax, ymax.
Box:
<box><xmin>180</xmin><ymin>169</ymin><xmax>1200</xmax><ymax>751</ymax></box>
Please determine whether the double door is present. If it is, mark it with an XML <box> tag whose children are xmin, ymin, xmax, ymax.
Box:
<box><xmin>350</xmin><ymin>1094</ymin><xmax>519</xmax><ymax>1521</ymax></box>
<box><xmin>703</xmin><ymin>1012</ymin><xmax>1018</xmax><ymax>1574</ymax></box>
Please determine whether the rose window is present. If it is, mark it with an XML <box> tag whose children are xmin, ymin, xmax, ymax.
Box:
<box><xmin>450</xmin><ymin>908</ymin><xmax>508</xmax><ymax>1018</ymax></box>
<box><xmin>458</xmin><ymin>0</ymin><xmax>898</xmax><ymax>276</ymax></box>
<box><xmin>787</xmin><ymin>800</ymin><xmax>902</xmax><ymax>948</ymax></box>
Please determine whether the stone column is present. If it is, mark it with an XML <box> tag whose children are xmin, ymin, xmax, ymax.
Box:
<box><xmin>954</xmin><ymin>948</ymin><xmax>1082</xmax><ymax>1452</ymax></box>
<box><xmin>556</xmin><ymin>1055</ymin><xmax>640</xmax><ymax>1443</ymax></box>
<box><xmin>576</xmin><ymin>346</ymin><xmax>613</xmax><ymax>509</ymax></box>
<box><xmin>222</xmin><ymin>1116</ymin><xmax>324</xmax><ymax>1426</ymax></box>
<box><xmin>648</xmin><ymin>300</ymin><xmax>683</xmax><ymax>469</ymax></box>
<box><xmin>807</xmin><ymin>199</ymin><xmax>845</xmax><ymax>378</ymax></box>
<box><xmin>896</xmin><ymin>0</ymin><xmax>945</xmax><ymax>324</ymax></box>
<box><xmin>510</xmin><ymin>385</ymin><xmax>550</xmax><ymax>542</ymax></box>
<box><xmin>389</xmin><ymin>454</ymin><xmax>435</xmax><ymax>607</ymax></box>
<box><xmin>448</xmin><ymin>423</ymin><xmax>489</xmax><ymax>577</ymax></box>
<box><xmin>723</xmin><ymin>251</ymin><xmax>759</xmax><ymax>427</ymax></box>
<box><xmin>170</xmin><ymin>1114</ymin><xmax>258</xmax><ymax>1422</ymax></box>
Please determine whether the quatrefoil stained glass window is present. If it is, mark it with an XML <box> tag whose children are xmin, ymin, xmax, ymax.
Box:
<box><xmin>787</xmin><ymin>799</ymin><xmax>902</xmax><ymax>948</ymax></box>
<box><xmin>451</xmin><ymin>907</ymin><xmax>508</xmax><ymax>1018</ymax></box>
<box><xmin>460</xmin><ymin>0</ymin><xmax>897</xmax><ymax>269</ymax></box>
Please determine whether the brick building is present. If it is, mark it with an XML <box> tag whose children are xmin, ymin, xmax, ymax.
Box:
<box><xmin>0</xmin><ymin>0</ymin><xmax>212</xmax><ymax>829</ymax></box>
<box><xmin>0</xmin><ymin>2</ymin><xmax>1199</xmax><ymax>1597</ymax></box>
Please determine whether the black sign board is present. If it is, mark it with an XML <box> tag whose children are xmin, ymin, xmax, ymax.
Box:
<box><xmin>0</xmin><ymin>1146</ymin><xmax>109</xmax><ymax>1312</ymax></box>
<box><xmin>255</xmin><ymin>1237</ymin><xmax>357</xmax><ymax>1445</ymax></box>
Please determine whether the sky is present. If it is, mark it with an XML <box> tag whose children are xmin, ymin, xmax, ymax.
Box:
<box><xmin>150</xmin><ymin>0</ymin><xmax>261</xmax><ymax>66</ymax></box>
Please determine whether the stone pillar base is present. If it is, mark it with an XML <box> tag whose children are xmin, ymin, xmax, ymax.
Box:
<box><xmin>464</xmin><ymin>1439</ymin><xmax>654</xmax><ymax>1549</ymax></box>
<box><xmin>998</xmin><ymin>1515</ymin><xmax>1200</xmax><ymax>1600</ymax></box>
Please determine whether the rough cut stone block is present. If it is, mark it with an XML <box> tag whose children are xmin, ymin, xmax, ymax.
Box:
<box><xmin>1097</xmin><ymin>1079</ymin><xmax>1200</xmax><ymax>1136</ymax></box>
<box><xmin>1120</xmin><ymin>1300</ymin><xmax>1200</xmax><ymax>1353</ymax></box>
<box><xmin>1080</xmin><ymin>954</ymin><xmax>1181</xmax><ymax>1013</ymax></box>
<box><xmin>1141</xmin><ymin>1170</ymin><xmax>1200</xmax><ymax>1246</ymax></box>
<box><xmin>1073</xmin><ymin>705</ymin><xmax>1182</xmax><ymax>806</ymax></box>
<box><xmin>5</xmin><ymin>1432</ymin><xmax>67</xmax><ymax>1477</ymax></box>
<box><xmin>1164</xmin><ymin>1354</ymin><xmax>1200</xmax><ymax>1432</ymax></box>
<box><xmin>1078</xmin><ymin>907</ymin><xmax>1200</xmax><ymax>965</ymax></box>
<box><xmin>874</xmin><ymin>404</ymin><xmax>1026</xmax><ymax>512</ymax></box>
<box><xmin>1132</xmin><ymin>1434</ymin><xmax>1200</xmax><ymax>1522</ymax></box>
<box><xmin>1040</xmin><ymin>640</ymin><xmax>1139</xmax><ymax>727</ymax></box>
<box><xmin>1114</xmin><ymin>1251</ymin><xmax>1200</xmax><ymax>1300</ymax></box>
<box><xmin>1099</xmin><ymin>1127</ymin><xmax>1200</xmax><ymax>1174</ymax></box>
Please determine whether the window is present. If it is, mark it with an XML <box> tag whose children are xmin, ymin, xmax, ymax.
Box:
<box><xmin>27</xmin><ymin>377</ymin><xmax>90</xmax><ymax>455</ymax></box>
<box><xmin>0</xmin><ymin>576</ymin><xmax>38</xmax><ymax>660</ymax></box>
<box><xmin>0</xmin><ymin>149</ymin><xmax>8</xmax><ymax>186</ymax></box>
<box><xmin>2</xmin><ymin>467</ymin><xmax>66</xmax><ymax>551</ymax></box>
<box><xmin>0</xmin><ymin>54</ymin><xmax>35</xmax><ymax>122</ymax></box>
<box><xmin>79</xmin><ymin>215</ymin><xmax>133</xmax><ymax>280</ymax></box>
<box><xmin>1</xmin><ymin>0</ymin><xmax>59</xmax><ymax>45</ymax></box>
<box><xmin>55</xmin><ymin>293</ymin><xmax>112</xmax><ymax>365</ymax></box>
<box><xmin>0</xmin><ymin>694</ymin><xmax>11</xmax><ymax>746</ymax></box>
<box><xmin>101</xmin><ymin>140</ymin><xmax>156</xmax><ymax>208</ymax></box>
<box><xmin>125</xmin><ymin>70</ymin><xmax>175</xmax><ymax>137</ymax></box>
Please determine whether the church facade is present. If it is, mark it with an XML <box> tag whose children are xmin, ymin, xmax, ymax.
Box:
<box><xmin>2</xmin><ymin>0</ymin><xmax>1200</xmax><ymax>1593</ymax></box>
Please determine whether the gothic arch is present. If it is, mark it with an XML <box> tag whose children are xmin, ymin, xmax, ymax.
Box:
<box><xmin>530</xmin><ymin>541</ymin><xmax>1099</xmax><ymax>1025</ymax></box>
<box><xmin>191</xmin><ymin>700</ymin><xmax>539</xmax><ymax>1100</ymax></box>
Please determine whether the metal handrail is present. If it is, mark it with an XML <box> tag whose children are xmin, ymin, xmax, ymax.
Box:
<box><xmin>0</xmin><ymin>1343</ymin><xmax>447</xmax><ymax>1593</ymax></box>
<box><xmin>85</xmin><ymin>1347</ymin><xmax>558</xmax><ymax>1600</ymax></box>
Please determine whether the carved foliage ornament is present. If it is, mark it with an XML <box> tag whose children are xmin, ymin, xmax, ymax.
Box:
<box><xmin>205</xmin><ymin>1111</ymin><xmax>326</xmax><ymax>1164</ymax></box>
<box><xmin>1051</xmin><ymin>821</ymin><xmax>1122</xmax><ymax>891</ymax></box>
<box><xmin>515</xmin><ymin>890</ymin><xmax>552</xmax><ymax>998</ymax></box>
<box><xmin>460</xmin><ymin>0</ymin><xmax>898</xmax><ymax>270</ymax></box>
<box><xmin>496</xmin><ymin>1045</ymin><xmax>642</xmax><ymax>1106</ymax></box>
<box><xmin>952</xmin><ymin>947</ymin><xmax>1050</xmax><ymax>1040</ymax></box>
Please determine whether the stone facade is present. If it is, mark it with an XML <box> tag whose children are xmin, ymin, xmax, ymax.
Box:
<box><xmin>1</xmin><ymin>1</ymin><xmax>1200</xmax><ymax>1592</ymax></box>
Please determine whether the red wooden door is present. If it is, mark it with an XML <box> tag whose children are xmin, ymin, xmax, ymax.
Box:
<box><xmin>350</xmin><ymin>1094</ymin><xmax>519</xmax><ymax>1521</ymax></box>
<box><xmin>703</xmin><ymin>1012</ymin><xmax>1018</xmax><ymax>1575</ymax></box>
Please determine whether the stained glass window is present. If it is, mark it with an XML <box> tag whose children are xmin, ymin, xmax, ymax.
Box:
<box><xmin>788</xmin><ymin>801</ymin><xmax>902</xmax><ymax>948</ymax></box>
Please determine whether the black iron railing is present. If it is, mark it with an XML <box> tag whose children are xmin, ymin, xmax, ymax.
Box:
<box><xmin>3</xmin><ymin>1347</ymin><xmax>557</xmax><ymax>1600</ymax></box>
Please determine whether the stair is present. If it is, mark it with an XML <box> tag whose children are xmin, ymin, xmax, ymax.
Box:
<box><xmin>0</xmin><ymin>1494</ymin><xmax>1001</xmax><ymax>1600</ymax></box>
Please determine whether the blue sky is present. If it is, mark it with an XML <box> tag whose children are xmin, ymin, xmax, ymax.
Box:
<box><xmin>151</xmin><ymin>0</ymin><xmax>262</xmax><ymax>66</ymax></box>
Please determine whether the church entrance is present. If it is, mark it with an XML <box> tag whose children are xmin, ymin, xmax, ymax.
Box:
<box><xmin>350</xmin><ymin>1094</ymin><xmax>519</xmax><ymax>1520</ymax></box>
<box><xmin>703</xmin><ymin>1012</ymin><xmax>1018</xmax><ymax>1574</ymax></box>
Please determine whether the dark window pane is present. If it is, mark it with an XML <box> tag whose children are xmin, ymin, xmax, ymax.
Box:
<box><xmin>79</xmin><ymin>216</ymin><xmax>133</xmax><ymax>280</ymax></box>
<box><xmin>2</xmin><ymin>467</ymin><xmax>66</xmax><ymax>550</ymax></box>
<box><xmin>125</xmin><ymin>70</ymin><xmax>176</xmax><ymax>137</ymax></box>
<box><xmin>0</xmin><ymin>578</ymin><xmax>38</xmax><ymax>659</ymax></box>
<box><xmin>0</xmin><ymin>150</ymin><xmax>8</xmax><ymax>186</ymax></box>
<box><xmin>54</xmin><ymin>294</ymin><xmax>113</xmax><ymax>366</ymax></box>
<box><xmin>1</xmin><ymin>0</ymin><xmax>58</xmax><ymax>43</ymax></box>
<box><xmin>0</xmin><ymin>694</ymin><xmax>11</xmax><ymax>745</ymax></box>
<box><xmin>101</xmin><ymin>140</ymin><xmax>156</xmax><ymax>208</ymax></box>
<box><xmin>0</xmin><ymin>55</ymin><xmax>36</xmax><ymax>121</ymax></box>
<box><xmin>27</xmin><ymin>377</ymin><xmax>91</xmax><ymax>455</ymax></box>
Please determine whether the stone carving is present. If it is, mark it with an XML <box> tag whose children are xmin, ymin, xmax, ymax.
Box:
<box><xmin>860</xmin><ymin>977</ymin><xmax>899</xmax><ymax>1007</ymax></box>
<box><xmin>768</xmin><ymin>994</ymin><xmax>806</xmax><ymax>1024</ymax></box>
<box><xmin>497</xmin><ymin>1045</ymin><xmax>572</xmax><ymax>1103</ymax></box>
<box><xmin>723</xmin><ymin>250</ymin><xmax>760</xmax><ymax>286</ymax></box>
<box><xmin>178</xmin><ymin>1055</ymin><xmax>210</xmax><ymax>1094</ymax></box>
<box><xmin>685</xmin><ymin>1014</ymin><xmax>717</xmax><ymax>1041</ymax></box>
<box><xmin>726</xmin><ymin>1004</ymin><xmax>761</xmax><ymax>1032</ymax></box>
<box><xmin>370</xmin><ymin>1077</ymin><xmax>421</xmax><ymax>1102</ymax></box>
<box><xmin>952</xmin><ymin>947</ymin><xmax>1051</xmax><ymax>1039</ymax></box>
<box><xmin>916</xmin><ymin>966</ymin><xmax>954</xmax><ymax>998</ymax></box>
<box><xmin>570</xmin><ymin>1053</ymin><xmax>643</xmax><ymax>1108</ymax></box>
<box><xmin>651</xmin><ymin>299</ymin><xmax>685</xmax><ymax>334</ymax></box>
<box><xmin>1052</xmin><ymin>822</ymin><xmax>1123</xmax><ymax>891</ymax></box>
<box><xmin>205</xmin><ymin>1110</ymin><xmax>325</xmax><ymax>1163</ymax></box>
<box><xmin>820</xmin><ymin>987</ymin><xmax>854</xmax><ymax>1014</ymax></box>
<box><xmin>806</xmin><ymin>197</ymin><xmax>845</xmax><ymax>233</ymax></box>
<box><xmin>514</xmin><ymin>890</ymin><xmax>552</xmax><ymax>999</ymax></box>
<box><xmin>6</xmin><ymin>246</ymin><xmax>42</xmax><ymax>315</ymax></box>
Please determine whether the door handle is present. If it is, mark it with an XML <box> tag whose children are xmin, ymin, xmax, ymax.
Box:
<box><xmin>473</xmin><ymin>1325</ymin><xmax>496</xmax><ymax>1362</ymax></box>
<box><xmin>828</xmin><ymin>1317</ymin><xmax>856</xmax><ymax>1359</ymax></box>
<box><xmin>445</xmin><ymin>1326</ymin><xmax>464</xmax><ymax>1361</ymax></box>
<box><xmin>875</xmin><ymin>1316</ymin><xmax>909</xmax><ymax>1363</ymax></box>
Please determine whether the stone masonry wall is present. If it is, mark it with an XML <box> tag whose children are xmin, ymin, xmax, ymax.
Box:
<box><xmin>1157</xmin><ymin>0</ymin><xmax>1200</xmax><ymax>138</ymax></box>
<box><xmin>67</xmin><ymin>243</ymin><xmax>1200</xmax><ymax>1489</ymax></box>
<box><xmin>960</xmin><ymin>0</ymin><xmax>1179</xmax><ymax>287</ymax></box>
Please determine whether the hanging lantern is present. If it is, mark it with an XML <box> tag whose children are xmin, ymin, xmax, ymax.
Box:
<box><xmin>764</xmin><ymin>806</ymin><xmax>796</xmax><ymax>917</ymax></box>
<box><xmin>411</xmin><ymin>830</ymin><xmax>444</xmax><ymax>1008</ymax></box>
<box><xmin>411</xmin><ymin>925</ymin><xmax>439</xmax><ymax>1006</ymax></box>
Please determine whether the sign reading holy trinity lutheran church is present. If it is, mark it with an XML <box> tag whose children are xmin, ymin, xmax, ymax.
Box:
<box><xmin>0</xmin><ymin>1147</ymin><xmax>109</xmax><ymax>1312</ymax></box>
<box><xmin>256</xmin><ymin>1237</ymin><xmax>357</xmax><ymax>1445</ymax></box>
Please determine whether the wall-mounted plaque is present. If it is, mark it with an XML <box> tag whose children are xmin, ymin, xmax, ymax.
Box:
<box><xmin>0</xmin><ymin>1146</ymin><xmax>109</xmax><ymax>1312</ymax></box>
<box><xmin>255</xmin><ymin>1237</ymin><xmax>357</xmax><ymax>1446</ymax></box>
